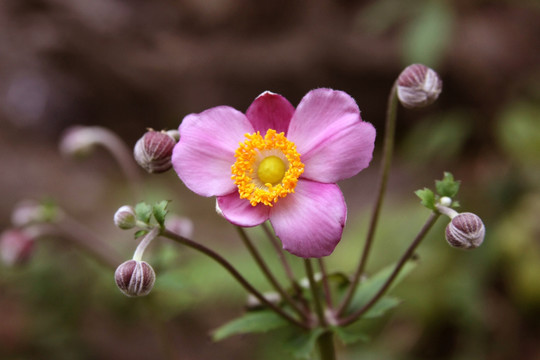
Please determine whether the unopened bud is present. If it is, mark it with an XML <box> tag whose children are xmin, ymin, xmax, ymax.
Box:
<box><xmin>59</xmin><ymin>126</ymin><xmax>100</xmax><ymax>158</ymax></box>
<box><xmin>246</xmin><ymin>292</ymin><xmax>281</xmax><ymax>310</ymax></box>
<box><xmin>134</xmin><ymin>130</ymin><xmax>178</xmax><ymax>173</ymax></box>
<box><xmin>397</xmin><ymin>64</ymin><xmax>442</xmax><ymax>109</ymax></box>
<box><xmin>115</xmin><ymin>260</ymin><xmax>156</xmax><ymax>297</ymax></box>
<box><xmin>445</xmin><ymin>212</ymin><xmax>485</xmax><ymax>249</ymax></box>
<box><xmin>0</xmin><ymin>229</ymin><xmax>34</xmax><ymax>266</ymax></box>
<box><xmin>114</xmin><ymin>205</ymin><xmax>137</xmax><ymax>230</ymax></box>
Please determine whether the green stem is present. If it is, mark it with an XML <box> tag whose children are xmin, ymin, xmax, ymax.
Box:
<box><xmin>236</xmin><ymin>227</ymin><xmax>307</xmax><ymax>320</ymax></box>
<box><xmin>317</xmin><ymin>330</ymin><xmax>336</xmax><ymax>360</ymax></box>
<box><xmin>304</xmin><ymin>259</ymin><xmax>326</xmax><ymax>327</ymax></box>
<box><xmin>337</xmin><ymin>81</ymin><xmax>399</xmax><ymax>315</ymax></box>
<box><xmin>338</xmin><ymin>212</ymin><xmax>440</xmax><ymax>326</ymax></box>
<box><xmin>161</xmin><ymin>229</ymin><xmax>308</xmax><ymax>329</ymax></box>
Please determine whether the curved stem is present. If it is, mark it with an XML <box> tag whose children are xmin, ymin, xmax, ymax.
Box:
<box><xmin>133</xmin><ymin>227</ymin><xmax>160</xmax><ymax>261</ymax></box>
<box><xmin>304</xmin><ymin>259</ymin><xmax>326</xmax><ymax>327</ymax></box>
<box><xmin>161</xmin><ymin>229</ymin><xmax>308</xmax><ymax>329</ymax></box>
<box><xmin>337</xmin><ymin>81</ymin><xmax>399</xmax><ymax>315</ymax></box>
<box><xmin>318</xmin><ymin>258</ymin><xmax>334</xmax><ymax>310</ymax></box>
<box><xmin>338</xmin><ymin>212</ymin><xmax>440</xmax><ymax>326</ymax></box>
<box><xmin>236</xmin><ymin>227</ymin><xmax>308</xmax><ymax>320</ymax></box>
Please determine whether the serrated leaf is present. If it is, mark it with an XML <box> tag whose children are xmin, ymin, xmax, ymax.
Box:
<box><xmin>212</xmin><ymin>310</ymin><xmax>289</xmax><ymax>341</ymax></box>
<box><xmin>346</xmin><ymin>259</ymin><xmax>417</xmax><ymax>316</ymax></box>
<box><xmin>153</xmin><ymin>200</ymin><xmax>170</xmax><ymax>228</ymax></box>
<box><xmin>435</xmin><ymin>172</ymin><xmax>460</xmax><ymax>198</ymax></box>
<box><xmin>415</xmin><ymin>188</ymin><xmax>436</xmax><ymax>210</ymax></box>
<box><xmin>134</xmin><ymin>230</ymin><xmax>148</xmax><ymax>239</ymax></box>
<box><xmin>134</xmin><ymin>202</ymin><xmax>153</xmax><ymax>223</ymax></box>
<box><xmin>333</xmin><ymin>325</ymin><xmax>370</xmax><ymax>345</ymax></box>
<box><xmin>283</xmin><ymin>328</ymin><xmax>325</xmax><ymax>359</ymax></box>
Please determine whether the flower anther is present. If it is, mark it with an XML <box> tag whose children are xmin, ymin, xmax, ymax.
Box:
<box><xmin>232</xmin><ymin>130</ymin><xmax>304</xmax><ymax>206</ymax></box>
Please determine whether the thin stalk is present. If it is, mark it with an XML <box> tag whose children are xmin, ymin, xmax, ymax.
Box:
<box><xmin>261</xmin><ymin>222</ymin><xmax>298</xmax><ymax>291</ymax></box>
<box><xmin>337</xmin><ymin>81</ymin><xmax>399</xmax><ymax>315</ymax></box>
<box><xmin>236</xmin><ymin>226</ymin><xmax>307</xmax><ymax>320</ymax></box>
<box><xmin>318</xmin><ymin>258</ymin><xmax>334</xmax><ymax>310</ymax></box>
<box><xmin>304</xmin><ymin>259</ymin><xmax>326</xmax><ymax>327</ymax></box>
<box><xmin>161</xmin><ymin>229</ymin><xmax>308</xmax><ymax>329</ymax></box>
<box><xmin>339</xmin><ymin>213</ymin><xmax>440</xmax><ymax>326</ymax></box>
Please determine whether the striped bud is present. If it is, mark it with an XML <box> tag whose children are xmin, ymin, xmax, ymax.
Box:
<box><xmin>115</xmin><ymin>260</ymin><xmax>156</xmax><ymax>297</ymax></box>
<box><xmin>134</xmin><ymin>130</ymin><xmax>178</xmax><ymax>173</ymax></box>
<box><xmin>397</xmin><ymin>64</ymin><xmax>442</xmax><ymax>109</ymax></box>
<box><xmin>445</xmin><ymin>212</ymin><xmax>485</xmax><ymax>249</ymax></box>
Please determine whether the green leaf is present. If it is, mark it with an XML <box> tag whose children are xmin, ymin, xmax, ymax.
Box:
<box><xmin>134</xmin><ymin>230</ymin><xmax>148</xmax><ymax>239</ymax></box>
<box><xmin>134</xmin><ymin>202</ymin><xmax>153</xmax><ymax>223</ymax></box>
<box><xmin>283</xmin><ymin>328</ymin><xmax>325</xmax><ymax>359</ymax></box>
<box><xmin>346</xmin><ymin>259</ymin><xmax>418</xmax><ymax>315</ymax></box>
<box><xmin>415</xmin><ymin>188</ymin><xmax>436</xmax><ymax>210</ymax></box>
<box><xmin>435</xmin><ymin>172</ymin><xmax>460</xmax><ymax>198</ymax></box>
<box><xmin>153</xmin><ymin>200</ymin><xmax>170</xmax><ymax>228</ymax></box>
<box><xmin>363</xmin><ymin>296</ymin><xmax>401</xmax><ymax>319</ymax></box>
<box><xmin>212</xmin><ymin>310</ymin><xmax>289</xmax><ymax>341</ymax></box>
<box><xmin>333</xmin><ymin>325</ymin><xmax>370</xmax><ymax>345</ymax></box>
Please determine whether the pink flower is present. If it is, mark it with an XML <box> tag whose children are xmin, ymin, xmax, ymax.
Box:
<box><xmin>172</xmin><ymin>89</ymin><xmax>376</xmax><ymax>258</ymax></box>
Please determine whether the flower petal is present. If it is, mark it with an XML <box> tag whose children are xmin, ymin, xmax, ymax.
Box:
<box><xmin>172</xmin><ymin>106</ymin><xmax>254</xmax><ymax>197</ymax></box>
<box><xmin>269</xmin><ymin>180</ymin><xmax>346</xmax><ymax>258</ymax></box>
<box><xmin>287</xmin><ymin>88</ymin><xmax>376</xmax><ymax>183</ymax></box>
<box><xmin>246</xmin><ymin>91</ymin><xmax>295</xmax><ymax>135</ymax></box>
<box><xmin>217</xmin><ymin>193</ymin><xmax>270</xmax><ymax>227</ymax></box>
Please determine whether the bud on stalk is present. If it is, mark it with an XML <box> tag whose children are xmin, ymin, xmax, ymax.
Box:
<box><xmin>397</xmin><ymin>64</ymin><xmax>442</xmax><ymax>109</ymax></box>
<box><xmin>134</xmin><ymin>130</ymin><xmax>178</xmax><ymax>173</ymax></box>
<box><xmin>115</xmin><ymin>260</ymin><xmax>156</xmax><ymax>297</ymax></box>
<box><xmin>114</xmin><ymin>205</ymin><xmax>137</xmax><ymax>230</ymax></box>
<box><xmin>445</xmin><ymin>212</ymin><xmax>485</xmax><ymax>249</ymax></box>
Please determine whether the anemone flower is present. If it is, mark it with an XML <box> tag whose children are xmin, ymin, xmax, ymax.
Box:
<box><xmin>172</xmin><ymin>89</ymin><xmax>375</xmax><ymax>258</ymax></box>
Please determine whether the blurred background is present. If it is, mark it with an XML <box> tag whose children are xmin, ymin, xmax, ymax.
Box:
<box><xmin>1</xmin><ymin>0</ymin><xmax>539</xmax><ymax>359</ymax></box>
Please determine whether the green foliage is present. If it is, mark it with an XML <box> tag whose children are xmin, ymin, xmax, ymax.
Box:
<box><xmin>435</xmin><ymin>172</ymin><xmax>460</xmax><ymax>198</ymax></box>
<box><xmin>134</xmin><ymin>202</ymin><xmax>153</xmax><ymax>223</ymax></box>
<box><xmin>134</xmin><ymin>200</ymin><xmax>170</xmax><ymax>230</ymax></box>
<box><xmin>212</xmin><ymin>310</ymin><xmax>289</xmax><ymax>341</ymax></box>
<box><xmin>282</xmin><ymin>328</ymin><xmax>326</xmax><ymax>359</ymax></box>
<box><xmin>416</xmin><ymin>172</ymin><xmax>461</xmax><ymax>209</ymax></box>
<box><xmin>333</xmin><ymin>325</ymin><xmax>370</xmax><ymax>345</ymax></box>
<box><xmin>134</xmin><ymin>230</ymin><xmax>148</xmax><ymax>239</ymax></box>
<box><xmin>152</xmin><ymin>200</ymin><xmax>170</xmax><ymax>228</ymax></box>
<box><xmin>415</xmin><ymin>188</ymin><xmax>436</xmax><ymax>210</ymax></box>
<box><xmin>347</xmin><ymin>259</ymin><xmax>417</xmax><ymax>315</ymax></box>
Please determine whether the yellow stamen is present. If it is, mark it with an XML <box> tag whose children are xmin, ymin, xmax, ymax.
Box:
<box><xmin>231</xmin><ymin>129</ymin><xmax>304</xmax><ymax>206</ymax></box>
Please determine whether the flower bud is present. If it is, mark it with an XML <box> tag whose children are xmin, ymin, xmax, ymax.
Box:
<box><xmin>397</xmin><ymin>64</ymin><xmax>442</xmax><ymax>109</ymax></box>
<box><xmin>445</xmin><ymin>212</ymin><xmax>485</xmax><ymax>249</ymax></box>
<box><xmin>115</xmin><ymin>260</ymin><xmax>156</xmax><ymax>297</ymax></box>
<box><xmin>134</xmin><ymin>130</ymin><xmax>178</xmax><ymax>173</ymax></box>
<box><xmin>0</xmin><ymin>229</ymin><xmax>34</xmax><ymax>266</ymax></box>
<box><xmin>114</xmin><ymin>205</ymin><xmax>137</xmax><ymax>230</ymax></box>
<box><xmin>59</xmin><ymin>126</ymin><xmax>99</xmax><ymax>158</ymax></box>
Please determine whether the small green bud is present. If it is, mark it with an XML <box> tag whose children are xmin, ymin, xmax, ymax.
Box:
<box><xmin>114</xmin><ymin>205</ymin><xmax>137</xmax><ymax>230</ymax></box>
